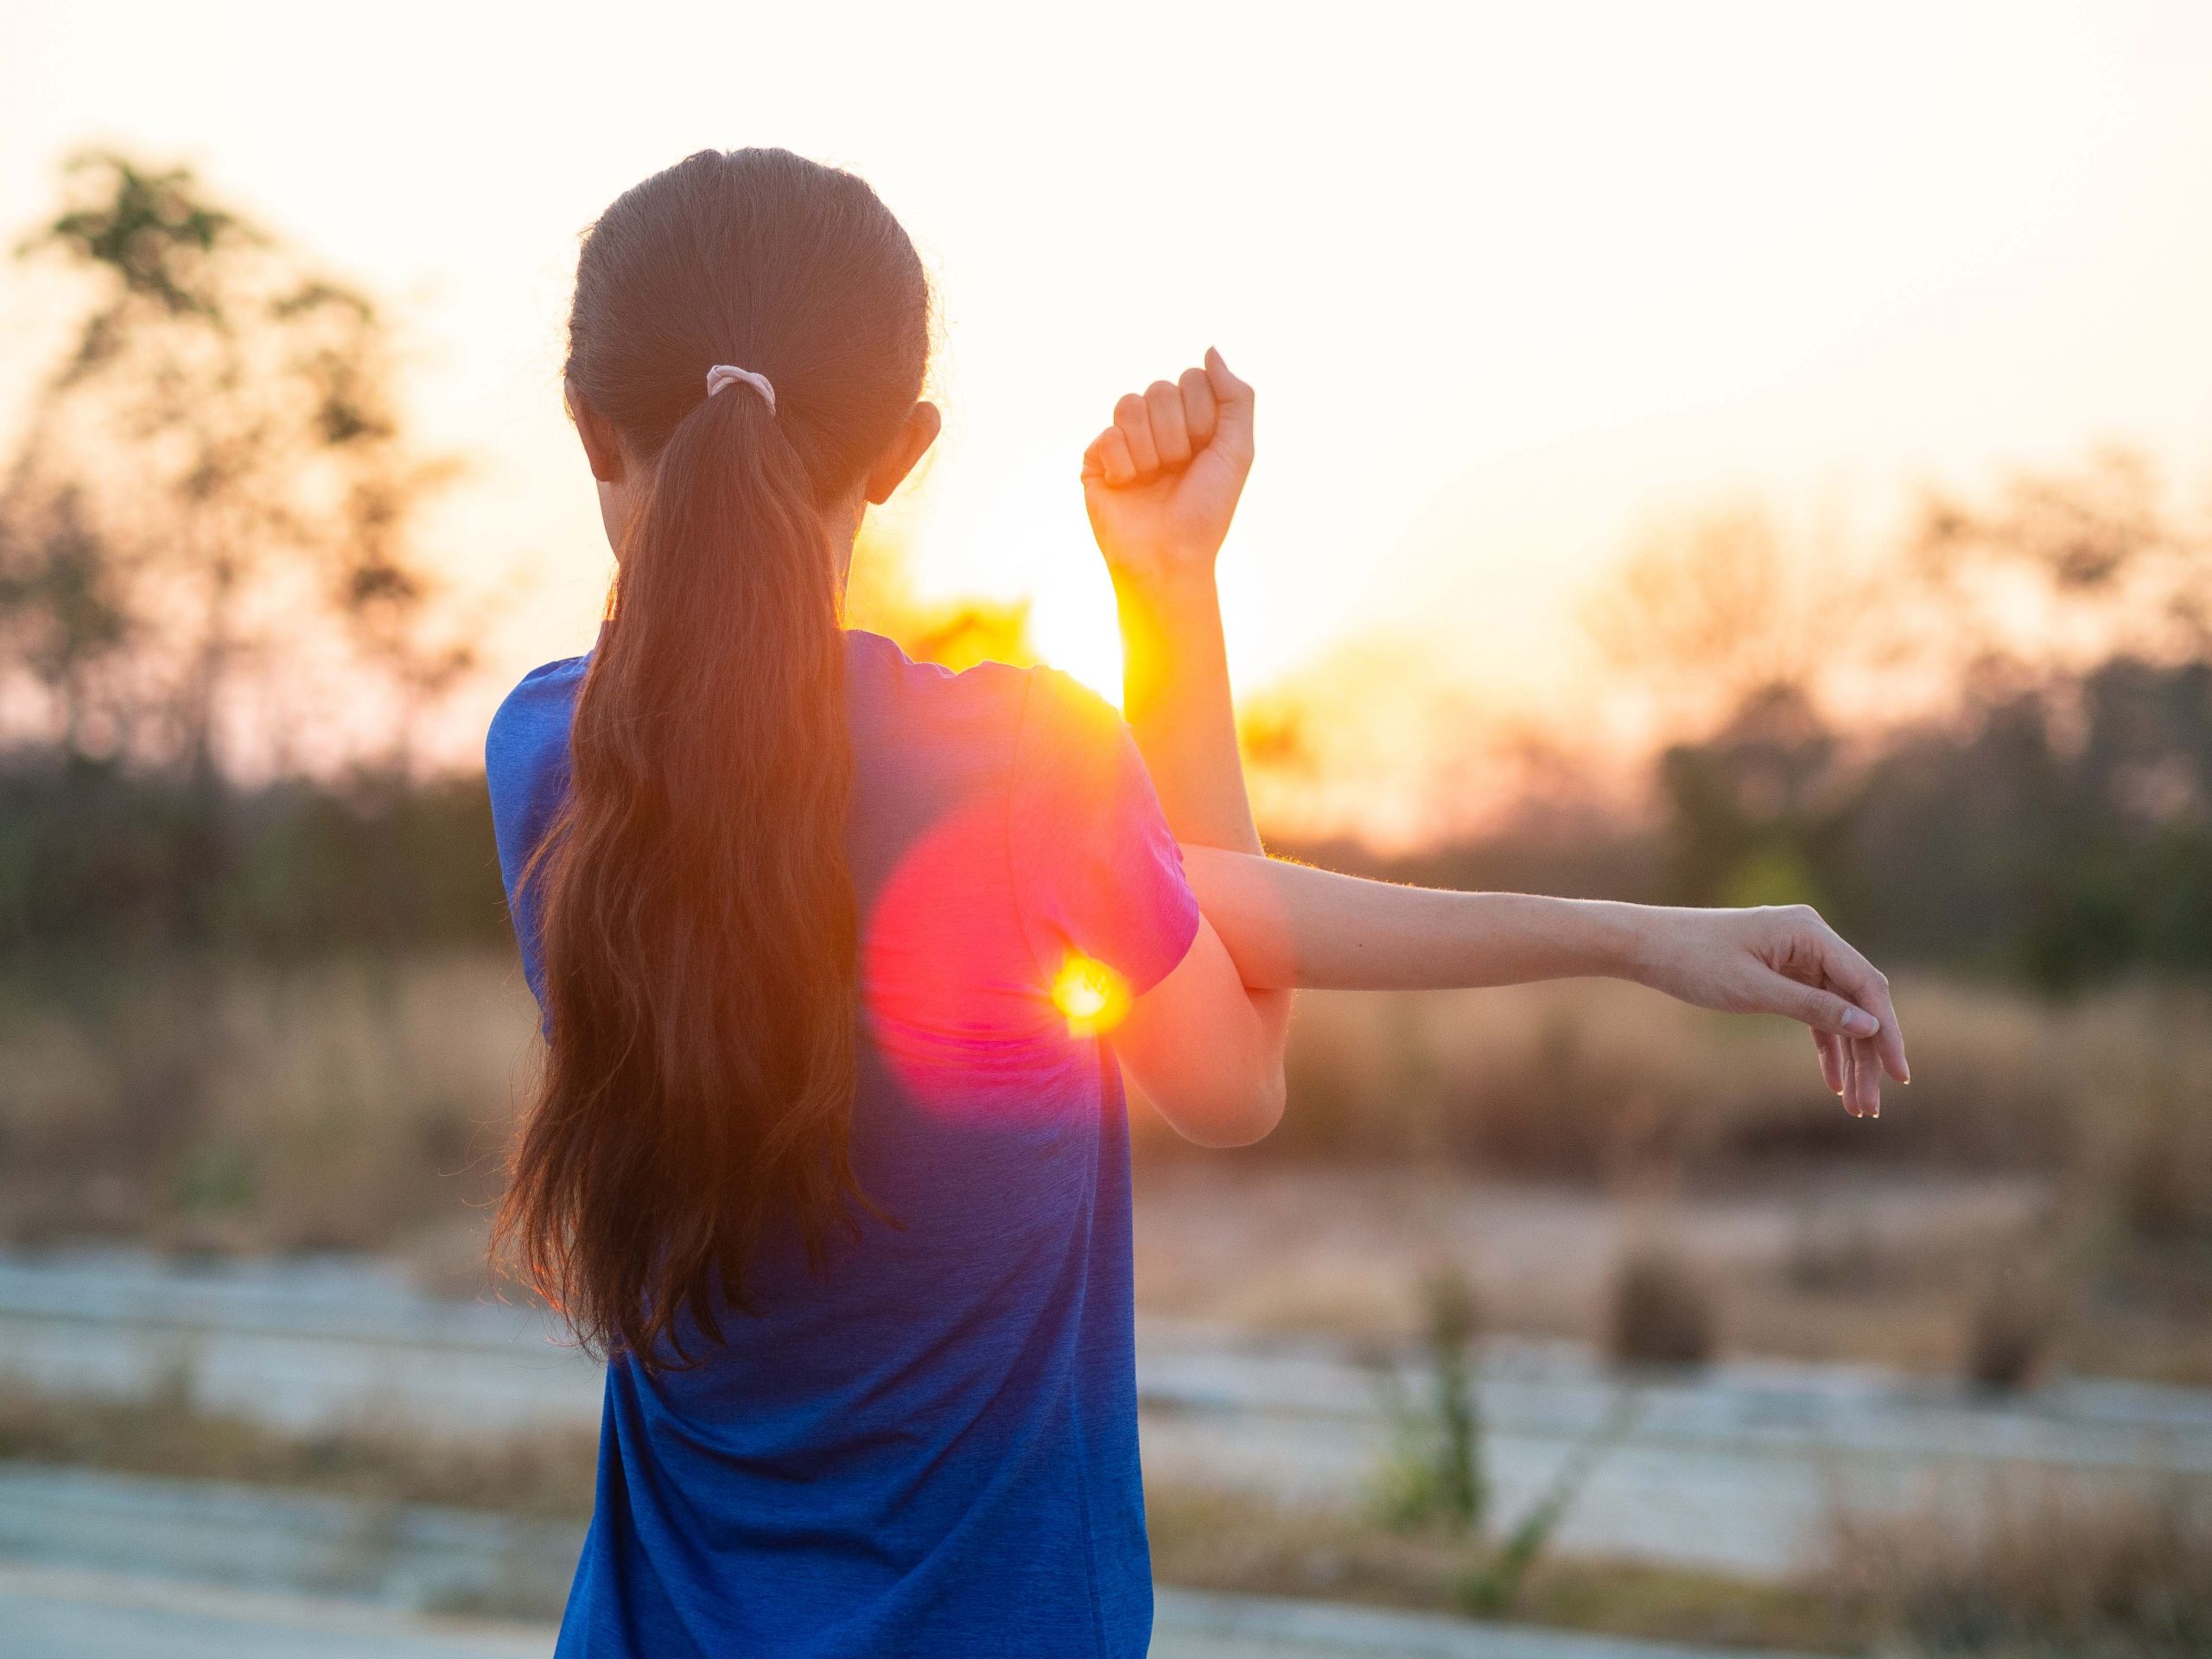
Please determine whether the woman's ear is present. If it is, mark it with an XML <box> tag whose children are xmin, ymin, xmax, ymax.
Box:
<box><xmin>864</xmin><ymin>400</ymin><xmax>942</xmax><ymax>505</ymax></box>
<box><xmin>566</xmin><ymin>378</ymin><xmax>626</xmax><ymax>484</ymax></box>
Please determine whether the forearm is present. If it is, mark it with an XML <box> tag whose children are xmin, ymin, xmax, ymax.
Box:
<box><xmin>1181</xmin><ymin>845</ymin><xmax>1650</xmax><ymax>991</ymax></box>
<box><xmin>1116</xmin><ymin>574</ymin><xmax>1288</xmax><ymax>1055</ymax></box>
<box><xmin>1115</xmin><ymin>572</ymin><xmax>1262</xmax><ymax>855</ymax></box>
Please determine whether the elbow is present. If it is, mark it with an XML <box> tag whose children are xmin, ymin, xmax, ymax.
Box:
<box><xmin>1174</xmin><ymin>1063</ymin><xmax>1286</xmax><ymax>1149</ymax></box>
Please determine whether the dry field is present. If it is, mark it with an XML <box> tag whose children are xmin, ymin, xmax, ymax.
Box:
<box><xmin>2</xmin><ymin>953</ymin><xmax>2207</xmax><ymax>1382</ymax></box>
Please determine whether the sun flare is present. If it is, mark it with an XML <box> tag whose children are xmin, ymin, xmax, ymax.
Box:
<box><xmin>1050</xmin><ymin>952</ymin><xmax>1130</xmax><ymax>1037</ymax></box>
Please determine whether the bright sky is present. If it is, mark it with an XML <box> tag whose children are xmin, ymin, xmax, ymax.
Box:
<box><xmin>5</xmin><ymin>1</ymin><xmax>2211</xmax><ymax>745</ymax></box>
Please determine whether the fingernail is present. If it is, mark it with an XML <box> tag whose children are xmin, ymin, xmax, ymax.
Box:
<box><xmin>1843</xmin><ymin>1009</ymin><xmax>1878</xmax><ymax>1038</ymax></box>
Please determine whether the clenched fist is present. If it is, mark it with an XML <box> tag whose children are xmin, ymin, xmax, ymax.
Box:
<box><xmin>1081</xmin><ymin>347</ymin><xmax>1255</xmax><ymax>588</ymax></box>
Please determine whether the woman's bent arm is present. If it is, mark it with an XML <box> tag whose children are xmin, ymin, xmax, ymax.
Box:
<box><xmin>1115</xmin><ymin>913</ymin><xmax>1286</xmax><ymax>1147</ymax></box>
<box><xmin>1181</xmin><ymin>847</ymin><xmax>1910</xmax><ymax>1117</ymax></box>
<box><xmin>1081</xmin><ymin>353</ymin><xmax>1291</xmax><ymax>1142</ymax></box>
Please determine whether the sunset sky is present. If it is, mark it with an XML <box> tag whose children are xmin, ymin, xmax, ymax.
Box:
<box><xmin>5</xmin><ymin>1</ymin><xmax>2210</xmax><ymax>747</ymax></box>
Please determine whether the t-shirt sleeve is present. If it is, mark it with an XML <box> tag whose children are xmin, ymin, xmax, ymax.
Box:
<box><xmin>1006</xmin><ymin>668</ymin><xmax>1200</xmax><ymax>999</ymax></box>
<box><xmin>483</xmin><ymin>655</ymin><xmax>588</xmax><ymax>1018</ymax></box>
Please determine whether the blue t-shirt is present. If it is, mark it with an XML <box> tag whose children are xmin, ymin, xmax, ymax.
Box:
<box><xmin>486</xmin><ymin>629</ymin><xmax>1199</xmax><ymax>1658</ymax></box>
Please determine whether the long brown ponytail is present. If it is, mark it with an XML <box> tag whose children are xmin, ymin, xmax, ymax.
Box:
<box><xmin>498</xmin><ymin>149</ymin><xmax>929</xmax><ymax>1363</ymax></box>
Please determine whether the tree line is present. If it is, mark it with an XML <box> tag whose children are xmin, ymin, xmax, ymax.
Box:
<box><xmin>5</xmin><ymin>155</ymin><xmax>2208</xmax><ymax>987</ymax></box>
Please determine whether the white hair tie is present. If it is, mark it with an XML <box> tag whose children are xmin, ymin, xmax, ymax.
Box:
<box><xmin>704</xmin><ymin>364</ymin><xmax>777</xmax><ymax>412</ymax></box>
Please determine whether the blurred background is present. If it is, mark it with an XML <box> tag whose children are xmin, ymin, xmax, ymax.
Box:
<box><xmin>2</xmin><ymin>3</ymin><xmax>2209</xmax><ymax>1656</ymax></box>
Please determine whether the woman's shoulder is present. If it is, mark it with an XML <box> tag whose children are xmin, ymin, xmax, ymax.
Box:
<box><xmin>845</xmin><ymin>631</ymin><xmax>1123</xmax><ymax>765</ymax></box>
<box><xmin>485</xmin><ymin>651</ymin><xmax>591</xmax><ymax>798</ymax></box>
<box><xmin>493</xmin><ymin>649</ymin><xmax>592</xmax><ymax>709</ymax></box>
<box><xmin>481</xmin><ymin>651</ymin><xmax>593</xmax><ymax>902</ymax></box>
<box><xmin>846</xmin><ymin>629</ymin><xmax>1106</xmax><ymax>715</ymax></box>
<box><xmin>846</xmin><ymin>626</ymin><xmax>1033</xmax><ymax>726</ymax></box>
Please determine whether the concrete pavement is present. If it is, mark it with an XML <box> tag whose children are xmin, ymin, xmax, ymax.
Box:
<box><xmin>2</xmin><ymin>1563</ymin><xmax>1817</xmax><ymax>1659</ymax></box>
<box><xmin>5</xmin><ymin>1247</ymin><xmax>2207</xmax><ymax>1579</ymax></box>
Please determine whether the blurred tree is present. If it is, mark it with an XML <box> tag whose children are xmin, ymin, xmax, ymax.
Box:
<box><xmin>1910</xmin><ymin>448</ymin><xmax>2212</xmax><ymax>677</ymax></box>
<box><xmin>1655</xmin><ymin>683</ymin><xmax>1853</xmax><ymax>913</ymax></box>
<box><xmin>1581</xmin><ymin>505</ymin><xmax>1872</xmax><ymax>741</ymax></box>
<box><xmin>1581</xmin><ymin>508</ymin><xmax>1866</xmax><ymax>914</ymax></box>
<box><xmin>0</xmin><ymin>153</ymin><xmax>475</xmax><ymax>951</ymax></box>
<box><xmin>0</xmin><ymin>152</ymin><xmax>470</xmax><ymax>789</ymax></box>
<box><xmin>1563</xmin><ymin>457</ymin><xmax>2212</xmax><ymax>980</ymax></box>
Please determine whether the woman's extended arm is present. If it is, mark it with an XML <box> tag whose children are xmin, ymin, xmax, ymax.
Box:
<box><xmin>1181</xmin><ymin>847</ymin><xmax>1910</xmax><ymax>1118</ymax></box>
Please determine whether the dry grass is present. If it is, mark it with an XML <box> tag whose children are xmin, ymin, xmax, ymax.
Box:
<box><xmin>1962</xmin><ymin>1261</ymin><xmax>2064</xmax><ymax>1394</ymax></box>
<box><xmin>1820</xmin><ymin>1477</ymin><xmax>2212</xmax><ymax>1656</ymax></box>
<box><xmin>1606</xmin><ymin>1242</ymin><xmax>1719</xmax><ymax>1369</ymax></box>
<box><xmin>1183</xmin><ymin>976</ymin><xmax>2212</xmax><ymax>1189</ymax></box>
<box><xmin>1135</xmin><ymin>975</ymin><xmax>2212</xmax><ymax>1381</ymax></box>
<box><xmin>0</xmin><ymin>1381</ymin><xmax>597</xmax><ymax>1518</ymax></box>
<box><xmin>0</xmin><ymin>950</ymin><xmax>537</xmax><ymax>1253</ymax></box>
<box><xmin>1129</xmin><ymin>1161</ymin><xmax>2212</xmax><ymax>1384</ymax></box>
<box><xmin>3</xmin><ymin>955</ymin><xmax>2208</xmax><ymax>1382</ymax></box>
<box><xmin>1146</xmin><ymin>1484</ymin><xmax>1857</xmax><ymax>1652</ymax></box>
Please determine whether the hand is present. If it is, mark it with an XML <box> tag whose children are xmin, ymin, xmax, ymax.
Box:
<box><xmin>1630</xmin><ymin>905</ymin><xmax>1910</xmax><ymax>1118</ymax></box>
<box><xmin>1080</xmin><ymin>347</ymin><xmax>1255</xmax><ymax>588</ymax></box>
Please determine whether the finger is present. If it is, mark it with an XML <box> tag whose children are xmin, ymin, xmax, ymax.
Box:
<box><xmin>1090</xmin><ymin>427</ymin><xmax>1136</xmax><ymax>487</ymax></box>
<box><xmin>1114</xmin><ymin>392</ymin><xmax>1160</xmax><ymax>476</ymax></box>
<box><xmin>1761</xmin><ymin>969</ymin><xmax>1881</xmax><ymax>1040</ymax></box>
<box><xmin>1815</xmin><ymin>962</ymin><xmax>1878</xmax><ymax>1117</ymax></box>
<box><xmin>1840</xmin><ymin>1035</ymin><xmax>1879</xmax><ymax>1118</ymax></box>
<box><xmin>1179</xmin><ymin>366</ymin><xmax>1218</xmax><ymax>450</ymax></box>
<box><xmin>1851</xmin><ymin>1034</ymin><xmax>1882</xmax><ymax>1118</ymax></box>
<box><xmin>1814</xmin><ymin>1028</ymin><xmax>1845</xmax><ymax>1096</ymax></box>
<box><xmin>1811</xmin><ymin>930</ymin><xmax>1910</xmax><ymax>1084</ymax></box>
<box><xmin>1144</xmin><ymin>380</ymin><xmax>1192</xmax><ymax>468</ymax></box>
<box><xmin>1203</xmin><ymin>346</ymin><xmax>1255</xmax><ymax>457</ymax></box>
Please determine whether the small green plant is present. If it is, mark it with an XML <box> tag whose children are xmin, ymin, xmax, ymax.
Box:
<box><xmin>1370</xmin><ymin>1262</ymin><xmax>1634</xmax><ymax>1618</ymax></box>
<box><xmin>1371</xmin><ymin>1264</ymin><xmax>1485</xmax><ymax>1533</ymax></box>
<box><xmin>1457</xmin><ymin>1395</ymin><xmax>1634</xmax><ymax>1616</ymax></box>
<box><xmin>172</xmin><ymin>1136</ymin><xmax>257</xmax><ymax>1217</ymax></box>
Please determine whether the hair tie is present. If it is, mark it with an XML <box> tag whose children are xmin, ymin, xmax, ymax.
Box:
<box><xmin>704</xmin><ymin>364</ymin><xmax>777</xmax><ymax>412</ymax></box>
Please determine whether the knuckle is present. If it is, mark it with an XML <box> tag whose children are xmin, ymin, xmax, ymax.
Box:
<box><xmin>1146</xmin><ymin>380</ymin><xmax>1178</xmax><ymax>404</ymax></box>
<box><xmin>1114</xmin><ymin>393</ymin><xmax>1146</xmax><ymax>423</ymax></box>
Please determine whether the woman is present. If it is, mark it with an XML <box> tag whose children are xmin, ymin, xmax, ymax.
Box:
<box><xmin>487</xmin><ymin>147</ymin><xmax>1906</xmax><ymax>1658</ymax></box>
